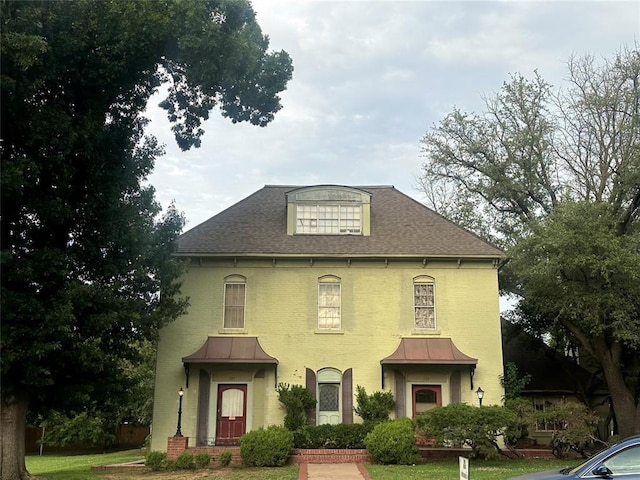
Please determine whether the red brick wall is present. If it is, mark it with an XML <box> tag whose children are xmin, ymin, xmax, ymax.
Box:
<box><xmin>164</xmin><ymin>437</ymin><xmax>553</xmax><ymax>463</ymax></box>
<box><xmin>166</xmin><ymin>436</ymin><xmax>189</xmax><ymax>460</ymax></box>
<box><xmin>190</xmin><ymin>446</ymin><xmax>242</xmax><ymax>464</ymax></box>
<box><xmin>289</xmin><ymin>448</ymin><xmax>372</xmax><ymax>464</ymax></box>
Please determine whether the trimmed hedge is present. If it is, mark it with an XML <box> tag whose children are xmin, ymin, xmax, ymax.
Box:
<box><xmin>293</xmin><ymin>423</ymin><xmax>373</xmax><ymax>449</ymax></box>
<box><xmin>365</xmin><ymin>418</ymin><xmax>419</xmax><ymax>465</ymax></box>
<box><xmin>217</xmin><ymin>450</ymin><xmax>232</xmax><ymax>467</ymax></box>
<box><xmin>414</xmin><ymin>403</ymin><xmax>517</xmax><ymax>459</ymax></box>
<box><xmin>239</xmin><ymin>425</ymin><xmax>293</xmax><ymax>467</ymax></box>
<box><xmin>195</xmin><ymin>452</ymin><xmax>211</xmax><ymax>468</ymax></box>
<box><xmin>144</xmin><ymin>451</ymin><xmax>166</xmax><ymax>471</ymax></box>
<box><xmin>175</xmin><ymin>452</ymin><xmax>195</xmax><ymax>470</ymax></box>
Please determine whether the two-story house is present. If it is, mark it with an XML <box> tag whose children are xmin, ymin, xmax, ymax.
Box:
<box><xmin>151</xmin><ymin>185</ymin><xmax>504</xmax><ymax>451</ymax></box>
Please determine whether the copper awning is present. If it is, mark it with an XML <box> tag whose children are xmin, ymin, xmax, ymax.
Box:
<box><xmin>182</xmin><ymin>337</ymin><xmax>279</xmax><ymax>364</ymax></box>
<box><xmin>380</xmin><ymin>338</ymin><xmax>477</xmax><ymax>365</ymax></box>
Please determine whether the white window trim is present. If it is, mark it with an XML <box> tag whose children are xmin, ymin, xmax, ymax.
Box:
<box><xmin>413</xmin><ymin>276</ymin><xmax>436</xmax><ymax>331</ymax></box>
<box><xmin>222</xmin><ymin>279</ymin><xmax>247</xmax><ymax>332</ymax></box>
<box><xmin>318</xmin><ymin>276</ymin><xmax>342</xmax><ymax>331</ymax></box>
<box><xmin>295</xmin><ymin>203</ymin><xmax>362</xmax><ymax>235</ymax></box>
<box><xmin>533</xmin><ymin>397</ymin><xmax>556</xmax><ymax>432</ymax></box>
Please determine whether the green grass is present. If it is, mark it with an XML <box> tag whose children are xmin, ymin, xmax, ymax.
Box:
<box><xmin>367</xmin><ymin>458</ymin><xmax>579</xmax><ymax>480</ymax></box>
<box><xmin>26</xmin><ymin>449</ymin><xmax>145</xmax><ymax>480</ymax></box>
<box><xmin>25</xmin><ymin>451</ymin><xmax>578</xmax><ymax>480</ymax></box>
<box><xmin>25</xmin><ymin>450</ymin><xmax>300</xmax><ymax>479</ymax></box>
<box><xmin>203</xmin><ymin>465</ymin><xmax>299</xmax><ymax>479</ymax></box>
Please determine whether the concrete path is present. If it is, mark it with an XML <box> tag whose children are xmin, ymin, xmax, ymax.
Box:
<box><xmin>300</xmin><ymin>463</ymin><xmax>372</xmax><ymax>480</ymax></box>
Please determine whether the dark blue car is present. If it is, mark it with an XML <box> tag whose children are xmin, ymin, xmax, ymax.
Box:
<box><xmin>508</xmin><ymin>435</ymin><xmax>640</xmax><ymax>480</ymax></box>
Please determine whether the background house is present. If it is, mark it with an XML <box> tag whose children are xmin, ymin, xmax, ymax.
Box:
<box><xmin>502</xmin><ymin>320</ymin><xmax>611</xmax><ymax>444</ymax></box>
<box><xmin>151</xmin><ymin>185</ymin><xmax>504</xmax><ymax>450</ymax></box>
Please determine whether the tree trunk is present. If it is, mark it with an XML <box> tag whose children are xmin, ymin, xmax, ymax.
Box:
<box><xmin>595</xmin><ymin>340</ymin><xmax>640</xmax><ymax>438</ymax></box>
<box><xmin>1</xmin><ymin>391</ymin><xmax>30</xmax><ymax>480</ymax></box>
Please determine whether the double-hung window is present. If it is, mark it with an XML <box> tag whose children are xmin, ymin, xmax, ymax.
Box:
<box><xmin>297</xmin><ymin>204</ymin><xmax>361</xmax><ymax>234</ymax></box>
<box><xmin>414</xmin><ymin>277</ymin><xmax>436</xmax><ymax>329</ymax></box>
<box><xmin>318</xmin><ymin>277</ymin><xmax>341</xmax><ymax>330</ymax></box>
<box><xmin>223</xmin><ymin>278</ymin><xmax>246</xmax><ymax>329</ymax></box>
<box><xmin>286</xmin><ymin>186</ymin><xmax>370</xmax><ymax>236</ymax></box>
<box><xmin>533</xmin><ymin>397</ymin><xmax>558</xmax><ymax>431</ymax></box>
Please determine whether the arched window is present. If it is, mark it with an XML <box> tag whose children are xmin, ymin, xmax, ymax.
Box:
<box><xmin>414</xmin><ymin>275</ymin><xmax>436</xmax><ymax>330</ymax></box>
<box><xmin>318</xmin><ymin>275</ymin><xmax>341</xmax><ymax>330</ymax></box>
<box><xmin>285</xmin><ymin>186</ymin><xmax>371</xmax><ymax>236</ymax></box>
<box><xmin>223</xmin><ymin>275</ymin><xmax>246</xmax><ymax>329</ymax></box>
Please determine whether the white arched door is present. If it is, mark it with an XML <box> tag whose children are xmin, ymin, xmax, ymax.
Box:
<box><xmin>317</xmin><ymin>368</ymin><xmax>342</xmax><ymax>425</ymax></box>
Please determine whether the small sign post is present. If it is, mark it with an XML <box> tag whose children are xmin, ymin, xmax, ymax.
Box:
<box><xmin>459</xmin><ymin>456</ymin><xmax>469</xmax><ymax>480</ymax></box>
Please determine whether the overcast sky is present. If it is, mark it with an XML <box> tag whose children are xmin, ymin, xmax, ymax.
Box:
<box><xmin>145</xmin><ymin>0</ymin><xmax>639</xmax><ymax>230</ymax></box>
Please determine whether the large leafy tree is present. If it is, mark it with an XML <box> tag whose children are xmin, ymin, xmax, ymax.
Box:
<box><xmin>0</xmin><ymin>1</ymin><xmax>293</xmax><ymax>479</ymax></box>
<box><xmin>419</xmin><ymin>48</ymin><xmax>640</xmax><ymax>437</ymax></box>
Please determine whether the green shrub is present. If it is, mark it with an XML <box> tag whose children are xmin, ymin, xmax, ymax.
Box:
<box><xmin>240</xmin><ymin>425</ymin><xmax>293</xmax><ymax>467</ymax></box>
<box><xmin>502</xmin><ymin>362</ymin><xmax>532</xmax><ymax>401</ymax></box>
<box><xmin>161</xmin><ymin>458</ymin><xmax>176</xmax><ymax>470</ymax></box>
<box><xmin>365</xmin><ymin>418</ymin><xmax>419</xmax><ymax>465</ymax></box>
<box><xmin>354</xmin><ymin>385</ymin><xmax>396</xmax><ymax>426</ymax></box>
<box><xmin>293</xmin><ymin>424</ymin><xmax>332</xmax><ymax>449</ymax></box>
<box><xmin>144</xmin><ymin>451</ymin><xmax>166</xmax><ymax>471</ymax></box>
<box><xmin>217</xmin><ymin>450</ymin><xmax>232</xmax><ymax>467</ymax></box>
<box><xmin>175</xmin><ymin>452</ymin><xmax>195</xmax><ymax>470</ymax></box>
<box><xmin>539</xmin><ymin>401</ymin><xmax>599</xmax><ymax>457</ymax></box>
<box><xmin>195</xmin><ymin>452</ymin><xmax>211</xmax><ymax>468</ymax></box>
<box><xmin>331</xmin><ymin>423</ymin><xmax>371</xmax><ymax>449</ymax></box>
<box><xmin>293</xmin><ymin>423</ymin><xmax>372</xmax><ymax>449</ymax></box>
<box><xmin>41</xmin><ymin>411</ymin><xmax>116</xmax><ymax>449</ymax></box>
<box><xmin>414</xmin><ymin>403</ymin><xmax>517</xmax><ymax>459</ymax></box>
<box><xmin>504</xmin><ymin>397</ymin><xmax>536</xmax><ymax>446</ymax></box>
<box><xmin>277</xmin><ymin>383</ymin><xmax>317</xmax><ymax>431</ymax></box>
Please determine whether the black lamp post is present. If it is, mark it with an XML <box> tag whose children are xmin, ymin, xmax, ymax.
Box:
<box><xmin>175</xmin><ymin>387</ymin><xmax>184</xmax><ymax>437</ymax></box>
<box><xmin>475</xmin><ymin>387</ymin><xmax>484</xmax><ymax>407</ymax></box>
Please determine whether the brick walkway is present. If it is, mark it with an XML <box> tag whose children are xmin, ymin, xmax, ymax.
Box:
<box><xmin>299</xmin><ymin>463</ymin><xmax>372</xmax><ymax>480</ymax></box>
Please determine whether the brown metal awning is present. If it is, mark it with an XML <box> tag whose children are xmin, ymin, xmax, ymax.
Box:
<box><xmin>380</xmin><ymin>338</ymin><xmax>477</xmax><ymax>365</ymax></box>
<box><xmin>182</xmin><ymin>337</ymin><xmax>279</xmax><ymax>364</ymax></box>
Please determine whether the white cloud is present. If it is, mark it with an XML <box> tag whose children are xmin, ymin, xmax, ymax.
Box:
<box><xmin>146</xmin><ymin>0</ymin><xmax>639</xmax><ymax>229</ymax></box>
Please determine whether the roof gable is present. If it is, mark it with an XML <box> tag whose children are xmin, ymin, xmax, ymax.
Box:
<box><xmin>176</xmin><ymin>185</ymin><xmax>503</xmax><ymax>258</ymax></box>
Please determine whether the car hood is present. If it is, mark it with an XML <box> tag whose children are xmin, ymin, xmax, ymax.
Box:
<box><xmin>508</xmin><ymin>468</ymin><xmax>572</xmax><ymax>480</ymax></box>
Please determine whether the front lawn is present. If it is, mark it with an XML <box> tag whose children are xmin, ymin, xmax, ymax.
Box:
<box><xmin>367</xmin><ymin>458</ymin><xmax>578</xmax><ymax>480</ymax></box>
<box><xmin>26</xmin><ymin>450</ymin><xmax>145</xmax><ymax>480</ymax></box>
<box><xmin>26</xmin><ymin>451</ymin><xmax>578</xmax><ymax>480</ymax></box>
<box><xmin>26</xmin><ymin>450</ymin><xmax>299</xmax><ymax>480</ymax></box>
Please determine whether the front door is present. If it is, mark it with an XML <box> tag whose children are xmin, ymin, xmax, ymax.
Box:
<box><xmin>318</xmin><ymin>383</ymin><xmax>340</xmax><ymax>425</ymax></box>
<box><xmin>216</xmin><ymin>384</ymin><xmax>247</xmax><ymax>445</ymax></box>
<box><xmin>412</xmin><ymin>385</ymin><xmax>442</xmax><ymax>416</ymax></box>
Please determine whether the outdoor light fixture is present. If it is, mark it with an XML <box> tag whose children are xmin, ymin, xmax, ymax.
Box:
<box><xmin>476</xmin><ymin>387</ymin><xmax>484</xmax><ymax>406</ymax></box>
<box><xmin>175</xmin><ymin>387</ymin><xmax>184</xmax><ymax>437</ymax></box>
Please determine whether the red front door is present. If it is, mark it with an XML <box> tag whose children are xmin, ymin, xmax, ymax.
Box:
<box><xmin>412</xmin><ymin>385</ymin><xmax>442</xmax><ymax>416</ymax></box>
<box><xmin>216</xmin><ymin>384</ymin><xmax>247</xmax><ymax>445</ymax></box>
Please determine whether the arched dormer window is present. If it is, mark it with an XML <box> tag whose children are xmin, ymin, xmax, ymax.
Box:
<box><xmin>286</xmin><ymin>186</ymin><xmax>371</xmax><ymax>236</ymax></box>
<box><xmin>413</xmin><ymin>275</ymin><xmax>436</xmax><ymax>330</ymax></box>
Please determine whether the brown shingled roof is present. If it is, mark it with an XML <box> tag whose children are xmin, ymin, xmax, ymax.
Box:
<box><xmin>381</xmin><ymin>338</ymin><xmax>478</xmax><ymax>365</ymax></box>
<box><xmin>176</xmin><ymin>185</ymin><xmax>503</xmax><ymax>258</ymax></box>
<box><xmin>182</xmin><ymin>337</ymin><xmax>278</xmax><ymax>364</ymax></box>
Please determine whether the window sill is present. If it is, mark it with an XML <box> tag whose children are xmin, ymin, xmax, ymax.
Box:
<box><xmin>411</xmin><ymin>329</ymin><xmax>441</xmax><ymax>336</ymax></box>
<box><xmin>218</xmin><ymin>328</ymin><xmax>248</xmax><ymax>335</ymax></box>
<box><xmin>314</xmin><ymin>329</ymin><xmax>345</xmax><ymax>335</ymax></box>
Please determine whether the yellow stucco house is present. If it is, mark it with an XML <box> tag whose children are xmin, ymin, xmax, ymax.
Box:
<box><xmin>151</xmin><ymin>185</ymin><xmax>504</xmax><ymax>451</ymax></box>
